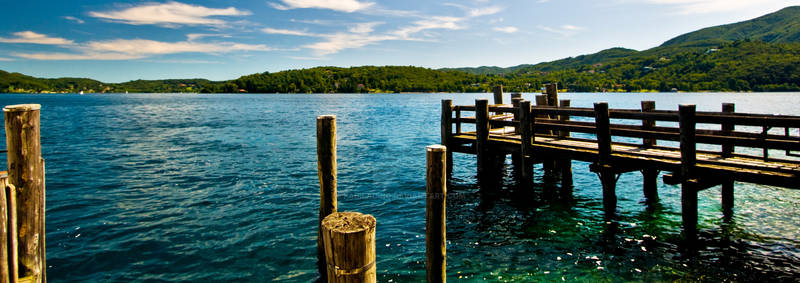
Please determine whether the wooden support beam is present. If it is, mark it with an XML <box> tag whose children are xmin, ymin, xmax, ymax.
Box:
<box><xmin>721</xmin><ymin>103</ymin><xmax>735</xmax><ymax>218</ymax></box>
<box><xmin>441</xmin><ymin>100</ymin><xmax>453</xmax><ymax>179</ymax></box>
<box><xmin>679</xmin><ymin>104</ymin><xmax>698</xmax><ymax>239</ymax></box>
<box><xmin>594</xmin><ymin>102</ymin><xmax>616</xmax><ymax>214</ymax></box>
<box><xmin>519</xmin><ymin>100</ymin><xmax>533</xmax><ymax>184</ymax></box>
<box><xmin>558</xmin><ymin>99</ymin><xmax>573</xmax><ymax>189</ymax></box>
<box><xmin>511</xmin><ymin>98</ymin><xmax>523</xmax><ymax>173</ymax></box>
<box><xmin>426</xmin><ymin>145</ymin><xmax>446</xmax><ymax>283</ymax></box>
<box><xmin>492</xmin><ymin>85</ymin><xmax>503</xmax><ymax>105</ymax></box>
<box><xmin>321</xmin><ymin>212</ymin><xmax>376</xmax><ymax>282</ymax></box>
<box><xmin>641</xmin><ymin>101</ymin><xmax>659</xmax><ymax>203</ymax></box>
<box><xmin>4</xmin><ymin>104</ymin><xmax>44</xmax><ymax>283</ymax></box>
<box><xmin>475</xmin><ymin>99</ymin><xmax>491</xmax><ymax>182</ymax></box>
<box><xmin>316</xmin><ymin>115</ymin><xmax>338</xmax><ymax>281</ymax></box>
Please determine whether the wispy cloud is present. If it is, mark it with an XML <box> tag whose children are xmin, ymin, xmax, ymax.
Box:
<box><xmin>643</xmin><ymin>0</ymin><xmax>795</xmax><ymax>14</ymax></box>
<box><xmin>537</xmin><ymin>25</ymin><xmax>585</xmax><ymax>37</ymax></box>
<box><xmin>14</xmin><ymin>38</ymin><xmax>271</xmax><ymax>61</ymax></box>
<box><xmin>63</xmin><ymin>16</ymin><xmax>85</xmax><ymax>24</ymax></box>
<box><xmin>89</xmin><ymin>1</ymin><xmax>250</xmax><ymax>27</ymax></box>
<box><xmin>0</xmin><ymin>57</ymin><xmax>14</xmax><ymax>61</ymax></box>
<box><xmin>469</xmin><ymin>6</ymin><xmax>503</xmax><ymax>17</ymax></box>
<box><xmin>269</xmin><ymin>0</ymin><xmax>374</xmax><ymax>13</ymax></box>
<box><xmin>392</xmin><ymin>16</ymin><xmax>465</xmax><ymax>40</ymax></box>
<box><xmin>262</xmin><ymin>27</ymin><xmax>315</xmax><ymax>36</ymax></box>
<box><xmin>349</xmin><ymin>22</ymin><xmax>382</xmax><ymax>33</ymax></box>
<box><xmin>493</xmin><ymin>26</ymin><xmax>518</xmax><ymax>33</ymax></box>
<box><xmin>0</xmin><ymin>31</ymin><xmax>74</xmax><ymax>45</ymax></box>
<box><xmin>303</xmin><ymin>33</ymin><xmax>396</xmax><ymax>55</ymax></box>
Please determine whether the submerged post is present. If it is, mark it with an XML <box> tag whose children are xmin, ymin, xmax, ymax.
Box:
<box><xmin>594</xmin><ymin>102</ymin><xmax>616</xmax><ymax>215</ymax></box>
<box><xmin>316</xmin><ymin>115</ymin><xmax>338</xmax><ymax>281</ymax></box>
<box><xmin>441</xmin><ymin>100</ymin><xmax>453</xmax><ymax>178</ymax></box>
<box><xmin>641</xmin><ymin>101</ymin><xmax>659</xmax><ymax>202</ymax></box>
<box><xmin>475</xmin><ymin>99</ymin><xmax>491</xmax><ymax>182</ymax></box>
<box><xmin>426</xmin><ymin>145</ymin><xmax>446</xmax><ymax>283</ymax></box>
<box><xmin>4</xmin><ymin>104</ymin><xmax>44</xmax><ymax>283</ymax></box>
<box><xmin>721</xmin><ymin>103</ymin><xmax>735</xmax><ymax>218</ymax></box>
<box><xmin>519</xmin><ymin>100</ymin><xmax>533</xmax><ymax>184</ymax></box>
<box><xmin>558</xmin><ymin>99</ymin><xmax>573</xmax><ymax>189</ymax></box>
<box><xmin>679</xmin><ymin>104</ymin><xmax>698</xmax><ymax>239</ymax></box>
<box><xmin>492</xmin><ymin>86</ymin><xmax>503</xmax><ymax>105</ymax></box>
<box><xmin>321</xmin><ymin>212</ymin><xmax>377</xmax><ymax>282</ymax></box>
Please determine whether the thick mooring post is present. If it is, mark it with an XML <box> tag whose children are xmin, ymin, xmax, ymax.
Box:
<box><xmin>316</xmin><ymin>115</ymin><xmax>338</xmax><ymax>281</ymax></box>
<box><xmin>492</xmin><ymin>85</ymin><xmax>503</xmax><ymax>105</ymax></box>
<box><xmin>679</xmin><ymin>104</ymin><xmax>698</xmax><ymax>239</ymax></box>
<box><xmin>519</xmin><ymin>100</ymin><xmax>533</xmax><ymax>184</ymax></box>
<box><xmin>475</xmin><ymin>99</ymin><xmax>491</xmax><ymax>182</ymax></box>
<box><xmin>721</xmin><ymin>103</ymin><xmax>735</xmax><ymax>218</ymax></box>
<box><xmin>321</xmin><ymin>212</ymin><xmax>377</xmax><ymax>282</ymax></box>
<box><xmin>594</xmin><ymin>102</ymin><xmax>616</xmax><ymax>214</ymax></box>
<box><xmin>641</xmin><ymin>101</ymin><xmax>659</xmax><ymax>202</ymax></box>
<box><xmin>425</xmin><ymin>145</ymin><xmax>446</xmax><ymax>283</ymax></box>
<box><xmin>441</xmin><ymin>100</ymin><xmax>453</xmax><ymax>179</ymax></box>
<box><xmin>4</xmin><ymin>104</ymin><xmax>44</xmax><ymax>283</ymax></box>
<box><xmin>558</xmin><ymin>99</ymin><xmax>573</xmax><ymax>188</ymax></box>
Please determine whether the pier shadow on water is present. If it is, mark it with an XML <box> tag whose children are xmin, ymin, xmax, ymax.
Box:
<box><xmin>443</xmin><ymin>157</ymin><xmax>800</xmax><ymax>281</ymax></box>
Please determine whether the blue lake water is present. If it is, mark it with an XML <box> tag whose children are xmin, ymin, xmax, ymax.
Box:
<box><xmin>0</xmin><ymin>92</ymin><xmax>798</xmax><ymax>282</ymax></box>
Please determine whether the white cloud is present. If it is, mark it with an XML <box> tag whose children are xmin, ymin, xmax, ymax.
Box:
<box><xmin>89</xmin><ymin>2</ymin><xmax>250</xmax><ymax>27</ymax></box>
<box><xmin>469</xmin><ymin>6</ymin><xmax>503</xmax><ymax>17</ymax></box>
<box><xmin>63</xmin><ymin>16</ymin><xmax>85</xmax><ymax>24</ymax></box>
<box><xmin>0</xmin><ymin>57</ymin><xmax>14</xmax><ymax>61</ymax></box>
<box><xmin>493</xmin><ymin>26</ymin><xmax>518</xmax><ymax>33</ymax></box>
<box><xmin>0</xmin><ymin>31</ymin><xmax>74</xmax><ymax>45</ymax></box>
<box><xmin>262</xmin><ymin>27</ymin><xmax>315</xmax><ymax>36</ymax></box>
<box><xmin>537</xmin><ymin>25</ymin><xmax>585</xmax><ymax>37</ymax></box>
<box><xmin>14</xmin><ymin>39</ymin><xmax>271</xmax><ymax>61</ymax></box>
<box><xmin>393</xmin><ymin>16</ymin><xmax>465</xmax><ymax>40</ymax></box>
<box><xmin>644</xmin><ymin>0</ymin><xmax>795</xmax><ymax>14</ymax></box>
<box><xmin>349</xmin><ymin>22</ymin><xmax>382</xmax><ymax>34</ymax></box>
<box><xmin>304</xmin><ymin>33</ymin><xmax>395</xmax><ymax>55</ymax></box>
<box><xmin>269</xmin><ymin>0</ymin><xmax>374</xmax><ymax>13</ymax></box>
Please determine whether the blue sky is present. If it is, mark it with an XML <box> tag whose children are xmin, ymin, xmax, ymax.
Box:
<box><xmin>0</xmin><ymin>0</ymin><xmax>797</xmax><ymax>82</ymax></box>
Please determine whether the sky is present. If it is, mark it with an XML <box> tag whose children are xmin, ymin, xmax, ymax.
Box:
<box><xmin>0</xmin><ymin>0</ymin><xmax>797</xmax><ymax>82</ymax></box>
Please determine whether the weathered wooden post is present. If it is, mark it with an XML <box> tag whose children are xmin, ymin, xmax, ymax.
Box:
<box><xmin>558</xmin><ymin>99</ymin><xmax>573</xmax><ymax>189</ymax></box>
<box><xmin>0</xmin><ymin>173</ymin><xmax>9</xmax><ymax>283</ymax></box>
<box><xmin>321</xmin><ymin>212</ymin><xmax>376</xmax><ymax>282</ymax></box>
<box><xmin>511</xmin><ymin>98</ymin><xmax>523</xmax><ymax>172</ymax></box>
<box><xmin>426</xmin><ymin>145</ymin><xmax>446</xmax><ymax>283</ymax></box>
<box><xmin>441</xmin><ymin>100</ymin><xmax>453</xmax><ymax>179</ymax></box>
<box><xmin>679</xmin><ymin>104</ymin><xmax>698</xmax><ymax>239</ymax></box>
<box><xmin>475</xmin><ymin>99</ymin><xmax>491</xmax><ymax>183</ymax></box>
<box><xmin>519</xmin><ymin>100</ymin><xmax>533</xmax><ymax>184</ymax></box>
<box><xmin>545</xmin><ymin>84</ymin><xmax>559</xmax><ymax>109</ymax></box>
<box><xmin>5</xmin><ymin>176</ymin><xmax>18</xmax><ymax>283</ymax></box>
<box><xmin>316</xmin><ymin>115</ymin><xmax>338</xmax><ymax>281</ymax></box>
<box><xmin>510</xmin><ymin>93</ymin><xmax>522</xmax><ymax>101</ymax></box>
<box><xmin>594</xmin><ymin>102</ymin><xmax>616</xmax><ymax>215</ymax></box>
<box><xmin>721</xmin><ymin>103</ymin><xmax>735</xmax><ymax>218</ymax></box>
<box><xmin>535</xmin><ymin>94</ymin><xmax>555</xmax><ymax>173</ymax></box>
<box><xmin>4</xmin><ymin>104</ymin><xmax>44</xmax><ymax>283</ymax></box>
<box><xmin>641</xmin><ymin>101</ymin><xmax>659</xmax><ymax>202</ymax></box>
<box><xmin>492</xmin><ymin>86</ymin><xmax>503</xmax><ymax>105</ymax></box>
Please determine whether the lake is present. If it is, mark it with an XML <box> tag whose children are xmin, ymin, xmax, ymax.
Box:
<box><xmin>0</xmin><ymin>92</ymin><xmax>798</xmax><ymax>281</ymax></box>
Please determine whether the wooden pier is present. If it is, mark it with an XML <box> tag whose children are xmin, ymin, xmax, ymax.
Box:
<box><xmin>441</xmin><ymin>87</ymin><xmax>800</xmax><ymax>238</ymax></box>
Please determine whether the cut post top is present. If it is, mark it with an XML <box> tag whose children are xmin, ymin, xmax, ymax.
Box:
<box><xmin>322</xmin><ymin>212</ymin><xmax>376</xmax><ymax>234</ymax></box>
<box><xmin>427</xmin><ymin>144</ymin><xmax>447</xmax><ymax>152</ymax></box>
<box><xmin>317</xmin><ymin>114</ymin><xmax>336</xmax><ymax>121</ymax></box>
<box><xmin>3</xmin><ymin>104</ymin><xmax>41</xmax><ymax>112</ymax></box>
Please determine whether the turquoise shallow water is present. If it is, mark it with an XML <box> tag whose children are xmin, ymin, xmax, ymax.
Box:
<box><xmin>0</xmin><ymin>92</ymin><xmax>798</xmax><ymax>282</ymax></box>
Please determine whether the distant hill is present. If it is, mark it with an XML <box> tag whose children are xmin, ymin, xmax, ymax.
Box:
<box><xmin>661</xmin><ymin>6</ymin><xmax>800</xmax><ymax>47</ymax></box>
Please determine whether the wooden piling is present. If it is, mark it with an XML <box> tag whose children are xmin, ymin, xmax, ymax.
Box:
<box><xmin>5</xmin><ymin>178</ymin><xmax>17</xmax><ymax>283</ymax></box>
<box><xmin>4</xmin><ymin>104</ymin><xmax>44</xmax><ymax>283</ymax></box>
<box><xmin>641</xmin><ymin>101</ymin><xmax>659</xmax><ymax>202</ymax></box>
<box><xmin>535</xmin><ymin>94</ymin><xmax>555</xmax><ymax>173</ymax></box>
<box><xmin>679</xmin><ymin>104</ymin><xmax>698</xmax><ymax>239</ymax></box>
<box><xmin>510</xmin><ymin>93</ymin><xmax>522</xmax><ymax>101</ymax></box>
<box><xmin>721</xmin><ymin>103</ymin><xmax>735</xmax><ymax>217</ymax></box>
<box><xmin>441</xmin><ymin>100</ymin><xmax>453</xmax><ymax>179</ymax></box>
<box><xmin>545</xmin><ymin>84</ymin><xmax>558</xmax><ymax>108</ymax></box>
<box><xmin>316</xmin><ymin>115</ymin><xmax>338</xmax><ymax>281</ymax></box>
<box><xmin>492</xmin><ymin>86</ymin><xmax>503</xmax><ymax>105</ymax></box>
<box><xmin>425</xmin><ymin>145</ymin><xmax>446</xmax><ymax>283</ymax></box>
<box><xmin>0</xmin><ymin>174</ymin><xmax>9</xmax><ymax>283</ymax></box>
<box><xmin>558</xmin><ymin>100</ymin><xmax>573</xmax><ymax>188</ymax></box>
<box><xmin>594</xmin><ymin>102</ymin><xmax>616</xmax><ymax>214</ymax></box>
<box><xmin>511</xmin><ymin>98</ymin><xmax>523</xmax><ymax>172</ymax></box>
<box><xmin>475</xmin><ymin>99</ymin><xmax>490</xmax><ymax>182</ymax></box>
<box><xmin>321</xmin><ymin>212</ymin><xmax>376</xmax><ymax>282</ymax></box>
<box><xmin>519</xmin><ymin>100</ymin><xmax>533</xmax><ymax>184</ymax></box>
